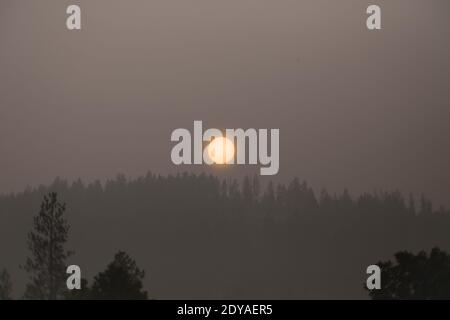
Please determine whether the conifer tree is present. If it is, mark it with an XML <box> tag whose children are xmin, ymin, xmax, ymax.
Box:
<box><xmin>24</xmin><ymin>192</ymin><xmax>72</xmax><ymax>299</ymax></box>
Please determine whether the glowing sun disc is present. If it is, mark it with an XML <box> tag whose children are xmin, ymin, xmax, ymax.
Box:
<box><xmin>207</xmin><ymin>137</ymin><xmax>235</xmax><ymax>164</ymax></box>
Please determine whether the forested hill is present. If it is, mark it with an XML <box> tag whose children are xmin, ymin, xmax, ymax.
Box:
<box><xmin>1</xmin><ymin>172</ymin><xmax>449</xmax><ymax>299</ymax></box>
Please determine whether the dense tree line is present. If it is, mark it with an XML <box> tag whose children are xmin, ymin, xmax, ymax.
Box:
<box><xmin>1</xmin><ymin>172</ymin><xmax>450</xmax><ymax>299</ymax></box>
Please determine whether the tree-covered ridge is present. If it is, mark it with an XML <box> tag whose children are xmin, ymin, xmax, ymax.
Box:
<box><xmin>1</xmin><ymin>172</ymin><xmax>449</xmax><ymax>299</ymax></box>
<box><xmin>1</xmin><ymin>172</ymin><xmax>444</xmax><ymax>219</ymax></box>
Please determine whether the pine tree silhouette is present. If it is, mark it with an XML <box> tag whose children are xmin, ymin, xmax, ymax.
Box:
<box><xmin>23</xmin><ymin>192</ymin><xmax>73</xmax><ymax>299</ymax></box>
<box><xmin>90</xmin><ymin>251</ymin><xmax>148</xmax><ymax>300</ymax></box>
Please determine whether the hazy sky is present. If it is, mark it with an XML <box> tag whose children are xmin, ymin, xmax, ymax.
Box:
<box><xmin>1</xmin><ymin>0</ymin><xmax>449</xmax><ymax>206</ymax></box>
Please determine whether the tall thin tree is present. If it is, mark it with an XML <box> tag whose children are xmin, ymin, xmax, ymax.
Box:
<box><xmin>24</xmin><ymin>192</ymin><xmax>72</xmax><ymax>299</ymax></box>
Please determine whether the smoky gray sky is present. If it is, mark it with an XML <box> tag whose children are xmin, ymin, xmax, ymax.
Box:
<box><xmin>1</xmin><ymin>0</ymin><xmax>449</xmax><ymax>206</ymax></box>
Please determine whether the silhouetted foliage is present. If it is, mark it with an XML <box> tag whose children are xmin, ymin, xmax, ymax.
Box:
<box><xmin>1</xmin><ymin>173</ymin><xmax>449</xmax><ymax>298</ymax></box>
<box><xmin>90</xmin><ymin>251</ymin><xmax>147</xmax><ymax>300</ymax></box>
<box><xmin>23</xmin><ymin>192</ymin><xmax>72</xmax><ymax>299</ymax></box>
<box><xmin>368</xmin><ymin>247</ymin><xmax>450</xmax><ymax>299</ymax></box>
<box><xmin>0</xmin><ymin>269</ymin><xmax>12</xmax><ymax>300</ymax></box>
